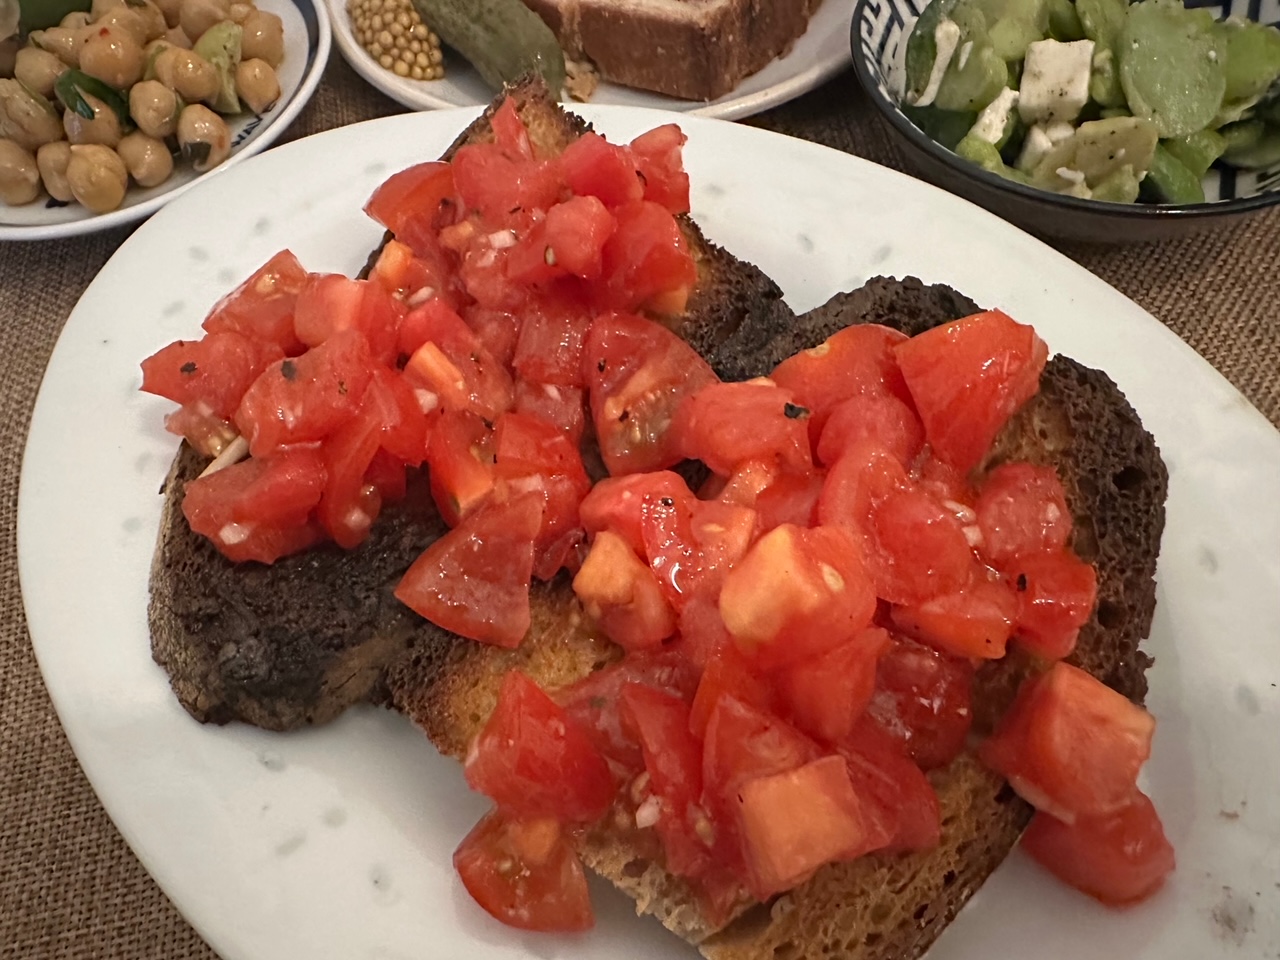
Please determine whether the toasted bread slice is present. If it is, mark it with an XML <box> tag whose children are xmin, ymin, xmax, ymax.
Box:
<box><xmin>148</xmin><ymin>78</ymin><xmax>794</xmax><ymax>731</ymax></box>
<box><xmin>387</xmin><ymin>278</ymin><xmax>1167</xmax><ymax>956</ymax></box>
<box><xmin>522</xmin><ymin>0</ymin><xmax>823</xmax><ymax>101</ymax></box>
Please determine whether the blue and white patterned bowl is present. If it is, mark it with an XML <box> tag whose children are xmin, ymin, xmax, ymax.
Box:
<box><xmin>850</xmin><ymin>0</ymin><xmax>1280</xmax><ymax>242</ymax></box>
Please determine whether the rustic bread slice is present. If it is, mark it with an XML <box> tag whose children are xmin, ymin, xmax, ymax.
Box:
<box><xmin>386</xmin><ymin>276</ymin><xmax>1168</xmax><ymax>956</ymax></box>
<box><xmin>521</xmin><ymin>0</ymin><xmax>823</xmax><ymax>101</ymax></box>
<box><xmin>148</xmin><ymin>77</ymin><xmax>795</xmax><ymax>731</ymax></box>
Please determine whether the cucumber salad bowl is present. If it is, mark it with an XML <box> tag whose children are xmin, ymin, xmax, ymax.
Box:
<box><xmin>850</xmin><ymin>0</ymin><xmax>1280</xmax><ymax>242</ymax></box>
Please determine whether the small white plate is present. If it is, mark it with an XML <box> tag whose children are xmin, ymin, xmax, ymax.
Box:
<box><xmin>18</xmin><ymin>106</ymin><xmax>1280</xmax><ymax>960</ymax></box>
<box><xmin>0</xmin><ymin>0</ymin><xmax>330</xmax><ymax>242</ymax></box>
<box><xmin>326</xmin><ymin>0</ymin><xmax>853</xmax><ymax>120</ymax></box>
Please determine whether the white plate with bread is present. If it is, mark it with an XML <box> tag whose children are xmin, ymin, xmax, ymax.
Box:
<box><xmin>325</xmin><ymin>0</ymin><xmax>854</xmax><ymax>119</ymax></box>
<box><xmin>18</xmin><ymin>104</ymin><xmax>1280</xmax><ymax>960</ymax></box>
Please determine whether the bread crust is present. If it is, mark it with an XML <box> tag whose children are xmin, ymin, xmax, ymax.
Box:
<box><xmin>523</xmin><ymin>0</ymin><xmax>824</xmax><ymax>101</ymax></box>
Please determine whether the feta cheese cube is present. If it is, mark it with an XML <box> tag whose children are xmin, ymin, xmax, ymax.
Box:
<box><xmin>1017</xmin><ymin>124</ymin><xmax>1056</xmax><ymax>171</ymax></box>
<box><xmin>1017</xmin><ymin>39</ymin><xmax>1095</xmax><ymax>124</ymax></box>
<box><xmin>969</xmin><ymin>87</ymin><xmax>1020</xmax><ymax>145</ymax></box>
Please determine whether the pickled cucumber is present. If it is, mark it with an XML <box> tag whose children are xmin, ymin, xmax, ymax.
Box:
<box><xmin>411</xmin><ymin>0</ymin><xmax>566</xmax><ymax>96</ymax></box>
<box><xmin>1119</xmin><ymin>0</ymin><xmax>1227</xmax><ymax>138</ymax></box>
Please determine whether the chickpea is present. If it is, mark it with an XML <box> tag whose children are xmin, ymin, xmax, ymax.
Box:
<box><xmin>240</xmin><ymin>10</ymin><xmax>283</xmax><ymax>67</ymax></box>
<box><xmin>0</xmin><ymin>78</ymin><xmax>65</xmax><ymax>152</ymax></box>
<box><xmin>36</xmin><ymin>140</ymin><xmax>75</xmax><ymax>202</ymax></box>
<box><xmin>29</xmin><ymin>27</ymin><xmax>85</xmax><ymax>68</ymax></box>
<box><xmin>95</xmin><ymin>6</ymin><xmax>160</xmax><ymax>46</ymax></box>
<box><xmin>0</xmin><ymin>139</ymin><xmax>41</xmax><ymax>206</ymax></box>
<box><xmin>79</xmin><ymin>24</ymin><xmax>146</xmax><ymax>89</ymax></box>
<box><xmin>63</xmin><ymin>91</ymin><xmax>123</xmax><ymax>147</ymax></box>
<box><xmin>177</xmin><ymin>102</ymin><xmax>229</xmax><ymax>172</ymax></box>
<box><xmin>178</xmin><ymin>0</ymin><xmax>231</xmax><ymax>44</ymax></box>
<box><xmin>153</xmin><ymin>47</ymin><xmax>219</xmax><ymax>102</ymax></box>
<box><xmin>66</xmin><ymin>143</ymin><xmax>128</xmax><ymax>213</ymax></box>
<box><xmin>117</xmin><ymin>131</ymin><xmax>173</xmax><ymax>187</ymax></box>
<box><xmin>228</xmin><ymin>2</ymin><xmax>253</xmax><ymax>22</ymax></box>
<box><xmin>90</xmin><ymin>0</ymin><xmax>127</xmax><ymax>21</ymax></box>
<box><xmin>60</xmin><ymin>10</ymin><xmax>93</xmax><ymax>30</ymax></box>
<box><xmin>128</xmin><ymin>79</ymin><xmax>179</xmax><ymax>138</ymax></box>
<box><xmin>164</xmin><ymin>24</ymin><xmax>193</xmax><ymax>48</ymax></box>
<box><xmin>153</xmin><ymin>0</ymin><xmax>184</xmax><ymax>28</ymax></box>
<box><xmin>14</xmin><ymin>47</ymin><xmax>68</xmax><ymax>100</ymax></box>
<box><xmin>234</xmin><ymin>58</ymin><xmax>279</xmax><ymax>114</ymax></box>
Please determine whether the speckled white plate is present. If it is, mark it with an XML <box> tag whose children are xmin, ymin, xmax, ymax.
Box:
<box><xmin>18</xmin><ymin>106</ymin><xmax>1280</xmax><ymax>960</ymax></box>
<box><xmin>0</xmin><ymin>0</ymin><xmax>329</xmax><ymax>242</ymax></box>
<box><xmin>325</xmin><ymin>0</ymin><xmax>853</xmax><ymax>120</ymax></box>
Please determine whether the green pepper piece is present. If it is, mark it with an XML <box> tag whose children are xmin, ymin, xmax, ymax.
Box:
<box><xmin>54</xmin><ymin>69</ymin><xmax>132</xmax><ymax>129</ymax></box>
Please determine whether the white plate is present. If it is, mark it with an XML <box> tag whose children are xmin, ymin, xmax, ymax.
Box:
<box><xmin>326</xmin><ymin>0</ymin><xmax>852</xmax><ymax>120</ymax></box>
<box><xmin>0</xmin><ymin>0</ymin><xmax>329</xmax><ymax>241</ymax></box>
<box><xmin>18</xmin><ymin>106</ymin><xmax>1280</xmax><ymax>960</ymax></box>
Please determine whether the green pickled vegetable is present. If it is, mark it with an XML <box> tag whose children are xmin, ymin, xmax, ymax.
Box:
<box><xmin>192</xmin><ymin>21</ymin><xmax>243</xmax><ymax>114</ymax></box>
<box><xmin>1119</xmin><ymin>0</ymin><xmax>1228</xmax><ymax>138</ymax></box>
<box><xmin>411</xmin><ymin>0</ymin><xmax>566</xmax><ymax>96</ymax></box>
<box><xmin>1141</xmin><ymin>143</ymin><xmax>1207</xmax><ymax>202</ymax></box>
<box><xmin>1163</xmin><ymin>128</ymin><xmax>1227</xmax><ymax>177</ymax></box>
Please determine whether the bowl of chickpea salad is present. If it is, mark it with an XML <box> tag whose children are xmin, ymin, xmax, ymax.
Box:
<box><xmin>0</xmin><ymin>0</ymin><xmax>328</xmax><ymax>239</ymax></box>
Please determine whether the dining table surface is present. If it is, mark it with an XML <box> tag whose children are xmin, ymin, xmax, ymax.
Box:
<box><xmin>2</xmin><ymin>43</ymin><xmax>1279</xmax><ymax>960</ymax></box>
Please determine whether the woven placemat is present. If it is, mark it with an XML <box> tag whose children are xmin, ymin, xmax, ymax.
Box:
<box><xmin>2</xmin><ymin>48</ymin><xmax>1277</xmax><ymax>960</ymax></box>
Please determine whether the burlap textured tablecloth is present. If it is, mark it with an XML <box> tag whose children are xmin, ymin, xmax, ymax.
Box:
<box><xmin>1</xmin><ymin>48</ymin><xmax>1277</xmax><ymax>960</ymax></box>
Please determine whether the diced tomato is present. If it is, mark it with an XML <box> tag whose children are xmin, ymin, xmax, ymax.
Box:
<box><xmin>673</xmin><ymin>379</ymin><xmax>812</xmax><ymax>477</ymax></box>
<box><xmin>579</xmin><ymin>471</ymin><xmax>696</xmax><ymax>557</ymax></box>
<box><xmin>894</xmin><ymin>310</ymin><xmax>1048</xmax><ymax>473</ymax></box>
<box><xmin>719</xmin><ymin>525</ymin><xmax>876</xmax><ymax>671</ymax></box>
<box><xmin>771</xmin><ymin>324</ymin><xmax>912</xmax><ymax>442</ymax></box>
<box><xmin>493</xmin><ymin>411</ymin><xmax>590</xmax><ymax>579</ymax></box>
<box><xmin>427</xmin><ymin>411</ymin><xmax>496</xmax><ymax>526</ymax></box>
<box><xmin>671</xmin><ymin>592</ymin><xmax>733</xmax><ymax>670</ymax></box>
<box><xmin>400</xmin><ymin>298</ymin><xmax>514</xmax><ymax>421</ymax></box>
<box><xmin>394</xmin><ymin>493</ymin><xmax>543</xmax><ymax>648</ymax></box>
<box><xmin>465</xmin><ymin>306</ymin><xmax>521</xmax><ymax>369</ymax></box>
<box><xmin>629</xmin><ymin>124</ymin><xmax>690</xmax><ymax>214</ymax></box>
<box><xmin>889</xmin><ymin>575</ymin><xmax>1019</xmax><ymax>660</ymax></box>
<box><xmin>201</xmin><ymin>249</ymin><xmax>309</xmax><ymax>355</ymax></box>
<box><xmin>689</xmin><ymin>642</ymin><xmax>776</xmax><ymax>740</ymax></box>
<box><xmin>514</xmin><ymin>380</ymin><xmax>586</xmax><ymax>445</ymax></box>
<box><xmin>556</xmin><ymin>652</ymin><xmax>700</xmax><ymax>770</ymax></box>
<box><xmin>864</xmin><ymin>636</ymin><xmax>974</xmax><ymax>771</ymax></box>
<box><xmin>364</xmin><ymin>448</ymin><xmax>408</xmax><ymax>502</ymax></box>
<box><xmin>141</xmin><ymin>332</ymin><xmax>284</xmax><ymax>418</ymax></box>
<box><xmin>1021</xmin><ymin>791</ymin><xmax>1175</xmax><ymax>906</ymax></box>
<box><xmin>454</xmin><ymin>811</ymin><xmax>594</xmax><ymax>932</ymax></box>
<box><xmin>980</xmin><ymin>662</ymin><xmax>1155</xmax><ymax>823</ymax></box>
<box><xmin>816</xmin><ymin>438</ymin><xmax>912</xmax><ymax>531</ymax></box>
<box><xmin>317</xmin><ymin>405</ymin><xmax>384</xmax><ymax>548</ymax></box>
<box><xmin>162</xmin><ymin>403</ymin><xmax>239</xmax><ymax>458</ymax></box>
<box><xmin>451</xmin><ymin>142</ymin><xmax>563</xmax><ymax>225</ymax></box>
<box><xmin>866</xmin><ymin>486</ymin><xmax>978</xmax><ymax>606</ymax></box>
<box><xmin>715</xmin><ymin>459</ymin><xmax>822</xmax><ymax>533</ymax></box>
<box><xmin>235</xmin><ymin>329</ymin><xmax>374</xmax><ymax>457</ymax></box>
<box><xmin>510</xmin><ymin>197</ymin><xmax>617</xmax><ymax>285</ymax></box>
<box><xmin>573</xmin><ymin>530</ymin><xmax>676</xmax><ymax>650</ymax></box>
<box><xmin>490</xmin><ymin>97</ymin><xmax>534</xmax><ymax>160</ymax></box>
<box><xmin>596</xmin><ymin>201</ymin><xmax>698</xmax><ymax>314</ymax></box>
<box><xmin>1009</xmin><ymin>550</ymin><xmax>1098</xmax><ymax>660</ymax></box>
<box><xmin>560</xmin><ymin>132</ymin><xmax>644</xmax><ymax>208</ymax></box>
<box><xmin>367</xmin><ymin>238</ymin><xmax>443</xmax><ymax>303</ymax></box>
<box><xmin>688</xmin><ymin>500</ymin><xmax>758</xmax><ymax>595</ymax></box>
<box><xmin>583</xmin><ymin>312</ymin><xmax>718</xmax><ymax>475</ymax></box>
<box><xmin>916</xmin><ymin>452</ymin><xmax>976</xmax><ymax>506</ymax></box>
<box><xmin>778</xmin><ymin>627</ymin><xmax>890</xmax><ymax>745</ymax></box>
<box><xmin>839</xmin><ymin>719</ymin><xmax>941</xmax><ymax>852</ymax></box>
<box><xmin>292</xmin><ymin>273</ymin><xmax>401</xmax><ymax>364</ymax></box>
<box><xmin>512</xmin><ymin>300</ymin><xmax>593</xmax><ymax>387</ymax></box>
<box><xmin>465</xmin><ymin>670</ymin><xmax>615</xmax><ymax>821</ymax></box>
<box><xmin>619</xmin><ymin>684</ymin><xmax>712</xmax><ymax>878</ymax></box>
<box><xmin>816</xmin><ymin>392</ymin><xmax>924</xmax><ymax>469</ymax></box>
<box><xmin>364</xmin><ymin>161</ymin><xmax>461</xmax><ymax>256</ymax></box>
<box><xmin>975</xmin><ymin>462</ymin><xmax>1073</xmax><ymax>567</ymax></box>
<box><xmin>638</xmin><ymin>481</ymin><xmax>701</xmax><ymax>609</ymax></box>
<box><xmin>362</xmin><ymin>367</ymin><xmax>434</xmax><ymax>468</ymax></box>
<box><xmin>181</xmin><ymin>455</ymin><xmax>326</xmax><ymax>564</ymax></box>
<box><xmin>738</xmin><ymin>754</ymin><xmax>872</xmax><ymax>899</ymax></box>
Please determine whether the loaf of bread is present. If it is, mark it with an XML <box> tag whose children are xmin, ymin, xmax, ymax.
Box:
<box><xmin>148</xmin><ymin>79</ymin><xmax>1168</xmax><ymax>960</ymax></box>
<box><xmin>522</xmin><ymin>0</ymin><xmax>825</xmax><ymax>100</ymax></box>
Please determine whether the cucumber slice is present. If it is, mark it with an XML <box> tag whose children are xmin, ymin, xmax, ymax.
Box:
<box><xmin>1140</xmin><ymin>143</ymin><xmax>1206</xmax><ymax>202</ymax></box>
<box><xmin>1221</xmin><ymin>122</ymin><xmax>1280</xmax><ymax>168</ymax></box>
<box><xmin>967</xmin><ymin>0</ymin><xmax>1049</xmax><ymax>60</ymax></box>
<box><xmin>1047</xmin><ymin>0</ymin><xmax>1085</xmax><ymax>42</ymax></box>
<box><xmin>1219</xmin><ymin>118</ymin><xmax>1265</xmax><ymax>155</ymax></box>
<box><xmin>935</xmin><ymin>43</ymin><xmax>1010</xmax><ymax>112</ymax></box>
<box><xmin>1218</xmin><ymin>17</ymin><xmax>1280</xmax><ymax>104</ymax></box>
<box><xmin>1090</xmin><ymin>47</ymin><xmax>1127</xmax><ymax>108</ymax></box>
<box><xmin>903</xmin><ymin>104</ymin><xmax>980</xmax><ymax>150</ymax></box>
<box><xmin>906</xmin><ymin>0</ymin><xmax>961</xmax><ymax>102</ymax></box>
<box><xmin>1120</xmin><ymin>0</ymin><xmax>1228</xmax><ymax>138</ymax></box>
<box><xmin>1076</xmin><ymin>0</ymin><xmax>1126</xmax><ymax>48</ymax></box>
<box><xmin>1091</xmin><ymin>165</ymin><xmax>1142</xmax><ymax>202</ymax></box>
<box><xmin>955</xmin><ymin>132</ymin><xmax>1033</xmax><ymax>182</ymax></box>
<box><xmin>1073</xmin><ymin>115</ymin><xmax>1159</xmax><ymax>182</ymax></box>
<box><xmin>1162</xmin><ymin>128</ymin><xmax>1227</xmax><ymax>177</ymax></box>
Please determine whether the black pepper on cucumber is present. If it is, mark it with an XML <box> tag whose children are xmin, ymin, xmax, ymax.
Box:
<box><xmin>902</xmin><ymin>0</ymin><xmax>1280</xmax><ymax>204</ymax></box>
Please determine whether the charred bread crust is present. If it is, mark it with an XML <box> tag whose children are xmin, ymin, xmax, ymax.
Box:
<box><xmin>523</xmin><ymin>0</ymin><xmax>823</xmax><ymax>101</ymax></box>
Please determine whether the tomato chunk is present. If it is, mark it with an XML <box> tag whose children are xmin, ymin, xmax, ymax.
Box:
<box><xmin>629</xmin><ymin>123</ymin><xmax>690</xmax><ymax>214</ymax></box>
<box><xmin>573</xmin><ymin>530</ymin><xmax>676</xmax><ymax>651</ymax></box>
<box><xmin>719</xmin><ymin>525</ymin><xmax>876</xmax><ymax>671</ymax></box>
<box><xmin>1009</xmin><ymin>550</ymin><xmax>1098</xmax><ymax>660</ymax></box>
<box><xmin>394</xmin><ymin>494</ymin><xmax>542</xmax><ymax>648</ymax></box>
<box><xmin>738</xmin><ymin>755</ymin><xmax>871</xmax><ymax>898</ymax></box>
<box><xmin>201</xmin><ymin>249</ymin><xmax>309</xmax><ymax>355</ymax></box>
<box><xmin>465</xmin><ymin>671</ymin><xmax>615</xmax><ymax>822</ymax></box>
<box><xmin>427</xmin><ymin>411</ymin><xmax>496</xmax><ymax>527</ymax></box>
<box><xmin>579</xmin><ymin>471</ymin><xmax>695</xmax><ymax>557</ymax></box>
<box><xmin>864</xmin><ymin>636</ymin><xmax>974</xmax><ymax>771</ymax></box>
<box><xmin>815</xmin><ymin>392</ymin><xmax>924</xmax><ymax>469</ymax></box>
<box><xmin>777</xmin><ymin>627</ymin><xmax>890</xmax><ymax>745</ymax></box>
<box><xmin>689</xmin><ymin>642</ymin><xmax>776</xmax><ymax>740</ymax></box>
<box><xmin>141</xmin><ymin>332</ymin><xmax>283</xmax><ymax>418</ymax></box>
<box><xmin>1021</xmin><ymin>791</ymin><xmax>1175</xmax><ymax>906</ymax></box>
<box><xmin>454</xmin><ymin>811</ymin><xmax>594</xmax><ymax>932</ymax></box>
<box><xmin>866</xmin><ymin>486</ymin><xmax>977</xmax><ymax>606</ymax></box>
<box><xmin>560</xmin><ymin>132</ymin><xmax>644</xmax><ymax>207</ymax></box>
<box><xmin>975</xmin><ymin>462</ymin><xmax>1073</xmax><ymax>567</ymax></box>
<box><xmin>894</xmin><ymin>310</ymin><xmax>1048</xmax><ymax>473</ymax></box>
<box><xmin>597</xmin><ymin>201</ymin><xmax>698</xmax><ymax>314</ymax></box>
<box><xmin>889</xmin><ymin>576</ymin><xmax>1019</xmax><ymax>660</ymax></box>
<box><xmin>363</xmin><ymin>161</ymin><xmax>459</xmax><ymax>255</ymax></box>
<box><xmin>839</xmin><ymin>720</ymin><xmax>941</xmax><ymax>852</ymax></box>
<box><xmin>980</xmin><ymin>662</ymin><xmax>1155</xmax><ymax>823</ymax></box>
